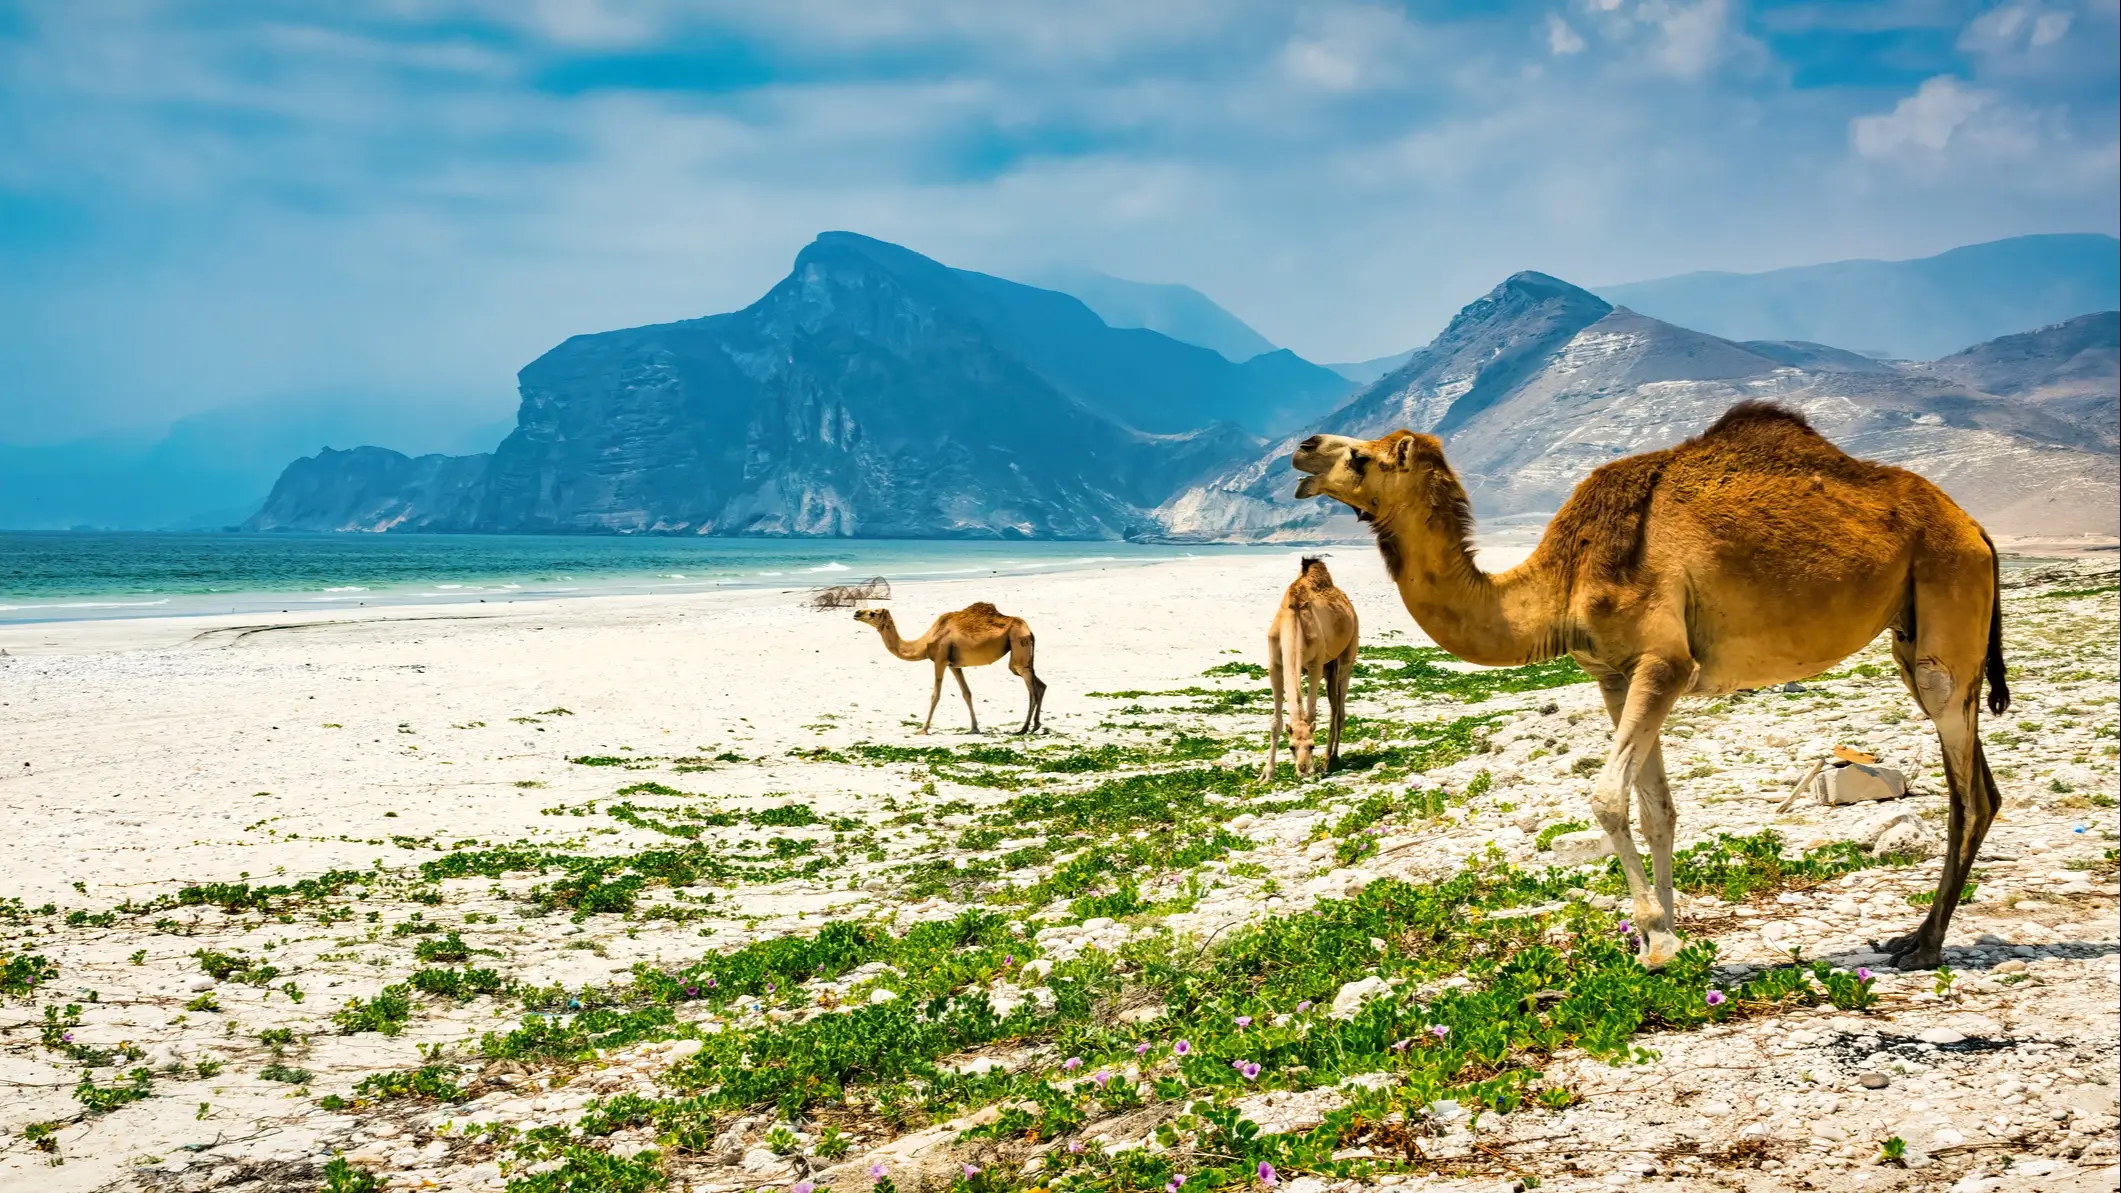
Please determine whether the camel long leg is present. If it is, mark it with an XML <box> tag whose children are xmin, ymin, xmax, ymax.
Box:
<box><xmin>1325</xmin><ymin>646</ymin><xmax>1353</xmax><ymax>772</ymax></box>
<box><xmin>951</xmin><ymin>666</ymin><xmax>979</xmax><ymax>734</ymax></box>
<box><xmin>1259</xmin><ymin>630</ymin><xmax>1284</xmax><ymax>783</ymax></box>
<box><xmin>1879</xmin><ymin>552</ymin><xmax>2006</xmax><ymax>970</ymax></box>
<box><xmin>1300</xmin><ymin>659</ymin><xmax>1323</xmax><ymax>777</ymax></box>
<box><xmin>1008</xmin><ymin>628</ymin><xmax>1043</xmax><ymax>735</ymax></box>
<box><xmin>921</xmin><ymin>658</ymin><xmax>946</xmax><ymax>735</ymax></box>
<box><xmin>1590</xmin><ymin>672</ymin><xmax>1679</xmax><ymax>960</ymax></box>
<box><xmin>1589</xmin><ymin>655</ymin><xmax>1690</xmax><ymax>968</ymax></box>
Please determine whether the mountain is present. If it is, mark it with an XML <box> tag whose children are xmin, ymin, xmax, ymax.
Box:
<box><xmin>1034</xmin><ymin>269</ymin><xmax>1279</xmax><ymax>364</ymax></box>
<box><xmin>1326</xmin><ymin>349</ymin><xmax>1418</xmax><ymax>385</ymax></box>
<box><xmin>0</xmin><ymin>400</ymin><xmax>510</xmax><ymax>531</ymax></box>
<box><xmin>1926</xmin><ymin>312</ymin><xmax>2119</xmax><ymax>448</ymax></box>
<box><xmin>247</xmin><ymin>233</ymin><xmax>1300</xmax><ymax>539</ymax></box>
<box><xmin>1595</xmin><ymin>233</ymin><xmax>2120</xmax><ymax>361</ymax></box>
<box><xmin>1162</xmin><ymin>273</ymin><xmax>2119</xmax><ymax>541</ymax></box>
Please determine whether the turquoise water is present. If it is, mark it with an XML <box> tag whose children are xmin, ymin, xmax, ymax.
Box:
<box><xmin>0</xmin><ymin>532</ymin><xmax>1280</xmax><ymax>624</ymax></box>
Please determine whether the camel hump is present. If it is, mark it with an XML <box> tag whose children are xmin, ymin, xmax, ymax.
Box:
<box><xmin>1701</xmin><ymin>399</ymin><xmax>1820</xmax><ymax>440</ymax></box>
<box><xmin>961</xmin><ymin>601</ymin><xmax>1006</xmax><ymax>619</ymax></box>
<box><xmin>1298</xmin><ymin>556</ymin><xmax>1335</xmax><ymax>586</ymax></box>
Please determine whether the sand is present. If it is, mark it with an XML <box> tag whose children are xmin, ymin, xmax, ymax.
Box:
<box><xmin>0</xmin><ymin>547</ymin><xmax>2114</xmax><ymax>1193</ymax></box>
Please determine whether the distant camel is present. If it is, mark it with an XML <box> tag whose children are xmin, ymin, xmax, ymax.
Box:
<box><xmin>855</xmin><ymin>603</ymin><xmax>1048</xmax><ymax>735</ymax></box>
<box><xmin>1260</xmin><ymin>557</ymin><xmax>1359</xmax><ymax>781</ymax></box>
<box><xmin>1291</xmin><ymin>402</ymin><xmax>2008</xmax><ymax>972</ymax></box>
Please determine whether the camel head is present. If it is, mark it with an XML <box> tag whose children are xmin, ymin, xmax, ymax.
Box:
<box><xmin>853</xmin><ymin>608</ymin><xmax>893</xmax><ymax>630</ymax></box>
<box><xmin>1289</xmin><ymin>710</ymin><xmax>1318</xmax><ymax>777</ymax></box>
<box><xmin>1290</xmin><ymin>430</ymin><xmax>1452</xmax><ymax>524</ymax></box>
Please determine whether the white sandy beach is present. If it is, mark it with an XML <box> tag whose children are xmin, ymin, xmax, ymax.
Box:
<box><xmin>0</xmin><ymin>546</ymin><xmax>2115</xmax><ymax>1193</ymax></box>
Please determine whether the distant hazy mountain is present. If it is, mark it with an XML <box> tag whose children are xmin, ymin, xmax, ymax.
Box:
<box><xmin>1927</xmin><ymin>311</ymin><xmax>2119</xmax><ymax>448</ymax></box>
<box><xmin>1035</xmin><ymin>269</ymin><xmax>1279</xmax><ymax>364</ymax></box>
<box><xmin>0</xmin><ymin>401</ymin><xmax>510</xmax><ymax>531</ymax></box>
<box><xmin>1163</xmin><ymin>272</ymin><xmax>2119</xmax><ymax>541</ymax></box>
<box><xmin>1325</xmin><ymin>349</ymin><xmax>1419</xmax><ymax>385</ymax></box>
<box><xmin>1596</xmin><ymin>233</ymin><xmax>2120</xmax><ymax>361</ymax></box>
<box><xmin>247</xmin><ymin>233</ymin><xmax>1326</xmax><ymax>538</ymax></box>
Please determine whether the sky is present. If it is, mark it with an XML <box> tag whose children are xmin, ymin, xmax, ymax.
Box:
<box><xmin>1</xmin><ymin>0</ymin><xmax>2116</xmax><ymax>444</ymax></box>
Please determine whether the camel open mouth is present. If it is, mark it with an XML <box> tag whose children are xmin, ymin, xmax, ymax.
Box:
<box><xmin>1294</xmin><ymin>476</ymin><xmax>1324</xmax><ymax>499</ymax></box>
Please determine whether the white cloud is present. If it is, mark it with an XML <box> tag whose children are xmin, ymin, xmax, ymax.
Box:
<box><xmin>1547</xmin><ymin>13</ymin><xmax>1588</xmax><ymax>54</ymax></box>
<box><xmin>1278</xmin><ymin>4</ymin><xmax>1423</xmax><ymax>92</ymax></box>
<box><xmin>1852</xmin><ymin>76</ymin><xmax>1994</xmax><ymax>155</ymax></box>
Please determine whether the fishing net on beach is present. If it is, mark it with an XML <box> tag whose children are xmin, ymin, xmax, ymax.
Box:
<box><xmin>809</xmin><ymin>575</ymin><xmax>891</xmax><ymax>609</ymax></box>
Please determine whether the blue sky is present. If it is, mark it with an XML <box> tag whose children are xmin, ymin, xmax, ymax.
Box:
<box><xmin>2</xmin><ymin>0</ymin><xmax>2115</xmax><ymax>442</ymax></box>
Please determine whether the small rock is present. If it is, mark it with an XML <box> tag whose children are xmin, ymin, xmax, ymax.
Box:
<box><xmin>1549</xmin><ymin>830</ymin><xmax>1613</xmax><ymax>867</ymax></box>
<box><xmin>1859</xmin><ymin>1071</ymin><xmax>1890</xmax><ymax>1089</ymax></box>
<box><xmin>185</xmin><ymin>974</ymin><xmax>217</xmax><ymax>993</ymax></box>
<box><xmin>1867</xmin><ymin>811</ymin><xmax>1939</xmax><ymax>857</ymax></box>
<box><xmin>1020</xmin><ymin>958</ymin><xmax>1054</xmax><ymax>981</ymax></box>
<box><xmin>1080</xmin><ymin>917</ymin><xmax>1116</xmax><ymax>932</ymax></box>
<box><xmin>1918</xmin><ymin>1027</ymin><xmax>1965</xmax><ymax>1045</ymax></box>
<box><xmin>1330</xmin><ymin>976</ymin><xmax>1389</xmax><ymax>1019</ymax></box>
<box><xmin>869</xmin><ymin>988</ymin><xmax>898</xmax><ymax>1004</ymax></box>
<box><xmin>1992</xmin><ymin>958</ymin><xmax>2027</xmax><ymax>974</ymax></box>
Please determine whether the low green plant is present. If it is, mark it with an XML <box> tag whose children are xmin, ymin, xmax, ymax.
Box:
<box><xmin>260</xmin><ymin>1062</ymin><xmax>313</xmax><ymax>1084</ymax></box>
<box><xmin>332</xmin><ymin>985</ymin><xmax>413</xmax><ymax>1035</ymax></box>
<box><xmin>322</xmin><ymin>1156</ymin><xmax>385</xmax><ymax>1193</ymax></box>
<box><xmin>75</xmin><ymin>1067</ymin><xmax>153</xmax><ymax>1112</ymax></box>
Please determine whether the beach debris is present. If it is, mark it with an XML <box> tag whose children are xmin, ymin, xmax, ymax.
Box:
<box><xmin>1820</xmin><ymin>761</ymin><xmax>1909</xmax><ymax>805</ymax></box>
<box><xmin>808</xmin><ymin>575</ymin><xmax>891</xmax><ymax>609</ymax></box>
<box><xmin>1833</xmin><ymin>744</ymin><xmax>1879</xmax><ymax>764</ymax></box>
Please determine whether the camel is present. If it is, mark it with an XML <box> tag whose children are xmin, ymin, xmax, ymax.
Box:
<box><xmin>1290</xmin><ymin>402</ymin><xmax>2008</xmax><ymax>972</ymax></box>
<box><xmin>1260</xmin><ymin>557</ymin><xmax>1360</xmax><ymax>782</ymax></box>
<box><xmin>854</xmin><ymin>603</ymin><xmax>1047</xmax><ymax>735</ymax></box>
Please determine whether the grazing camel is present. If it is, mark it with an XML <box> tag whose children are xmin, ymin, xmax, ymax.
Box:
<box><xmin>1290</xmin><ymin>402</ymin><xmax>2008</xmax><ymax>971</ymax></box>
<box><xmin>854</xmin><ymin>603</ymin><xmax>1047</xmax><ymax>735</ymax></box>
<box><xmin>1259</xmin><ymin>557</ymin><xmax>1360</xmax><ymax>782</ymax></box>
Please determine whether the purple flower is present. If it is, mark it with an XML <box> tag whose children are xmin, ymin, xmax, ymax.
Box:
<box><xmin>685</xmin><ymin>985</ymin><xmax>698</xmax><ymax>996</ymax></box>
<box><xmin>1234</xmin><ymin>1015</ymin><xmax>1252</xmax><ymax>1028</ymax></box>
<box><xmin>1239</xmin><ymin>1061</ymin><xmax>1262</xmax><ymax>1080</ymax></box>
<box><xmin>870</xmin><ymin>1164</ymin><xmax>887</xmax><ymax>1179</ymax></box>
<box><xmin>1168</xmin><ymin>1177</ymin><xmax>1187</xmax><ymax>1192</ymax></box>
<box><xmin>1063</xmin><ymin>1056</ymin><xmax>1083</xmax><ymax>1071</ymax></box>
<box><xmin>1705</xmin><ymin>989</ymin><xmax>1726</xmax><ymax>1007</ymax></box>
<box><xmin>1093</xmin><ymin>1070</ymin><xmax>1112</xmax><ymax>1088</ymax></box>
<box><xmin>1390</xmin><ymin>1038</ymin><xmax>1410</xmax><ymax>1052</ymax></box>
<box><xmin>795</xmin><ymin>1183</ymin><xmax>815</xmax><ymax>1193</ymax></box>
<box><xmin>964</xmin><ymin>1165</ymin><xmax>981</xmax><ymax>1179</ymax></box>
<box><xmin>1068</xmin><ymin>1140</ymin><xmax>1084</xmax><ymax>1155</ymax></box>
<box><xmin>1135</xmin><ymin>1041</ymin><xmax>1152</xmax><ymax>1055</ymax></box>
<box><xmin>1855</xmin><ymin>967</ymin><xmax>1874</xmax><ymax>982</ymax></box>
<box><xmin>1295</xmin><ymin>1001</ymin><xmax>1312</xmax><ymax>1013</ymax></box>
<box><xmin>1429</xmin><ymin>1024</ymin><xmax>1450</xmax><ymax>1039</ymax></box>
<box><xmin>1617</xmin><ymin>920</ymin><xmax>1633</xmax><ymax>935</ymax></box>
<box><xmin>765</xmin><ymin>982</ymin><xmax>775</xmax><ymax>993</ymax></box>
<box><xmin>62</xmin><ymin>1032</ymin><xmax>73</xmax><ymax>1043</ymax></box>
<box><xmin>1173</xmin><ymin>1038</ymin><xmax>1191</xmax><ymax>1056</ymax></box>
<box><xmin>706</xmin><ymin>977</ymin><xmax>717</xmax><ymax>988</ymax></box>
<box><xmin>1258</xmin><ymin>1161</ymin><xmax>1279</xmax><ymax>1187</ymax></box>
<box><xmin>1003</xmin><ymin>955</ymin><xmax>1015</xmax><ymax>966</ymax></box>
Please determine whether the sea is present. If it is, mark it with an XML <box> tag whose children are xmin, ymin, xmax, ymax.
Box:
<box><xmin>0</xmin><ymin>532</ymin><xmax>1292</xmax><ymax>625</ymax></box>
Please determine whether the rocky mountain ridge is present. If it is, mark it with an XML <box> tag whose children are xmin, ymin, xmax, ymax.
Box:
<box><xmin>245</xmin><ymin>233</ymin><xmax>1349</xmax><ymax>539</ymax></box>
<box><xmin>1160</xmin><ymin>273</ymin><xmax>2119</xmax><ymax>541</ymax></box>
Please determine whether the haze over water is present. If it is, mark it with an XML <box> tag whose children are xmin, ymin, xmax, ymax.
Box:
<box><xmin>0</xmin><ymin>532</ymin><xmax>1293</xmax><ymax>624</ymax></box>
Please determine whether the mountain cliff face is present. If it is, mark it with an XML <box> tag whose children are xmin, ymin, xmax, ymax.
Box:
<box><xmin>242</xmin><ymin>447</ymin><xmax>488</xmax><ymax>532</ymax></box>
<box><xmin>1163</xmin><ymin>276</ymin><xmax>2119</xmax><ymax>540</ymax></box>
<box><xmin>247</xmin><ymin>233</ymin><xmax>1329</xmax><ymax>539</ymax></box>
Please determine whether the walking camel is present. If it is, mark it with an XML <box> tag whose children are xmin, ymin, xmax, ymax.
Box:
<box><xmin>1259</xmin><ymin>557</ymin><xmax>1359</xmax><ymax>782</ymax></box>
<box><xmin>855</xmin><ymin>603</ymin><xmax>1048</xmax><ymax>735</ymax></box>
<box><xmin>1290</xmin><ymin>402</ymin><xmax>2008</xmax><ymax>972</ymax></box>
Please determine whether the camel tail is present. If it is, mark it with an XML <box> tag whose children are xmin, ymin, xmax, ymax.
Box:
<box><xmin>1980</xmin><ymin>529</ymin><xmax>2009</xmax><ymax>717</ymax></box>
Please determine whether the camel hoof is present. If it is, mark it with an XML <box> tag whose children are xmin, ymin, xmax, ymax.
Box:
<box><xmin>1636</xmin><ymin>931</ymin><xmax>1682</xmax><ymax>970</ymax></box>
<box><xmin>1886</xmin><ymin>935</ymin><xmax>1944</xmax><ymax>971</ymax></box>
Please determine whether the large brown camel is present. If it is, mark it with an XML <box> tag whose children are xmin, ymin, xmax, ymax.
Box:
<box><xmin>1291</xmin><ymin>402</ymin><xmax>2008</xmax><ymax>971</ymax></box>
<box><xmin>1260</xmin><ymin>557</ymin><xmax>1360</xmax><ymax>782</ymax></box>
<box><xmin>855</xmin><ymin>603</ymin><xmax>1048</xmax><ymax>735</ymax></box>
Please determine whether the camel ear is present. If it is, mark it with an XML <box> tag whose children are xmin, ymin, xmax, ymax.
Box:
<box><xmin>1392</xmin><ymin>437</ymin><xmax>1416</xmax><ymax>468</ymax></box>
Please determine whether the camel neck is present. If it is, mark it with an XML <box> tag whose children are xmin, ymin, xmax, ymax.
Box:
<box><xmin>1373</xmin><ymin>507</ymin><xmax>1565</xmax><ymax>667</ymax></box>
<box><xmin>872</xmin><ymin>618</ymin><xmax>929</xmax><ymax>661</ymax></box>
